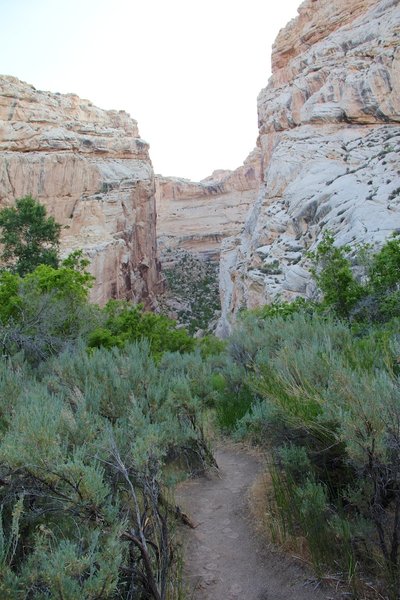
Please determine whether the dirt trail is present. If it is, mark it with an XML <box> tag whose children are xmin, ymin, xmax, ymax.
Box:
<box><xmin>177</xmin><ymin>444</ymin><xmax>335</xmax><ymax>600</ymax></box>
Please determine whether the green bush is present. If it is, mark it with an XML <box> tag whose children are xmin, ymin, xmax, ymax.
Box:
<box><xmin>242</xmin><ymin>296</ymin><xmax>317</xmax><ymax>320</ymax></box>
<box><xmin>220</xmin><ymin>310</ymin><xmax>400</xmax><ymax>594</ymax></box>
<box><xmin>210</xmin><ymin>342</ymin><xmax>258</xmax><ymax>431</ymax></box>
<box><xmin>0</xmin><ymin>254</ymin><xmax>96</xmax><ymax>363</ymax></box>
<box><xmin>198</xmin><ymin>334</ymin><xmax>226</xmax><ymax>358</ymax></box>
<box><xmin>307</xmin><ymin>231</ymin><xmax>364</xmax><ymax>317</ymax></box>
<box><xmin>369</xmin><ymin>235</ymin><xmax>400</xmax><ymax>292</ymax></box>
<box><xmin>308</xmin><ymin>231</ymin><xmax>400</xmax><ymax>322</ymax></box>
<box><xmin>88</xmin><ymin>300</ymin><xmax>195</xmax><ymax>356</ymax></box>
<box><xmin>0</xmin><ymin>341</ymin><xmax>214</xmax><ymax>598</ymax></box>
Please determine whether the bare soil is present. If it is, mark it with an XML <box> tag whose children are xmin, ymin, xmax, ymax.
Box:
<box><xmin>176</xmin><ymin>443</ymin><xmax>337</xmax><ymax>600</ymax></box>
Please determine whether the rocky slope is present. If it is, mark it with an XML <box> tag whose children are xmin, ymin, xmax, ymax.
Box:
<box><xmin>218</xmin><ymin>0</ymin><xmax>400</xmax><ymax>335</ymax></box>
<box><xmin>0</xmin><ymin>76</ymin><xmax>162</xmax><ymax>306</ymax></box>
<box><xmin>155</xmin><ymin>148</ymin><xmax>261</xmax><ymax>261</ymax></box>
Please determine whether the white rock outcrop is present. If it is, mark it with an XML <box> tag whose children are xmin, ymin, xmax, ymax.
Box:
<box><xmin>218</xmin><ymin>0</ymin><xmax>400</xmax><ymax>335</ymax></box>
<box><xmin>0</xmin><ymin>76</ymin><xmax>162</xmax><ymax>306</ymax></box>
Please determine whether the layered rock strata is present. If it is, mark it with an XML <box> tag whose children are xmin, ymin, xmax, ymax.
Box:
<box><xmin>155</xmin><ymin>148</ymin><xmax>261</xmax><ymax>261</ymax></box>
<box><xmin>0</xmin><ymin>76</ymin><xmax>162</xmax><ymax>306</ymax></box>
<box><xmin>218</xmin><ymin>0</ymin><xmax>400</xmax><ymax>335</ymax></box>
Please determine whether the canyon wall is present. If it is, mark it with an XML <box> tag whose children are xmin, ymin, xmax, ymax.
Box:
<box><xmin>155</xmin><ymin>148</ymin><xmax>261</xmax><ymax>261</ymax></box>
<box><xmin>218</xmin><ymin>0</ymin><xmax>400</xmax><ymax>335</ymax></box>
<box><xmin>0</xmin><ymin>76</ymin><xmax>162</xmax><ymax>306</ymax></box>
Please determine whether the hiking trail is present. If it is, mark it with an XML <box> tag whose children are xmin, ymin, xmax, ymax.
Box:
<box><xmin>177</xmin><ymin>443</ymin><xmax>337</xmax><ymax>600</ymax></box>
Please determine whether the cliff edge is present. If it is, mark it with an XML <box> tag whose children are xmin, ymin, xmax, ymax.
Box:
<box><xmin>218</xmin><ymin>0</ymin><xmax>400</xmax><ymax>334</ymax></box>
<box><xmin>0</xmin><ymin>76</ymin><xmax>162</xmax><ymax>306</ymax></box>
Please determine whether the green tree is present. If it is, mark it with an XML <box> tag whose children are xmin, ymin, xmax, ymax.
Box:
<box><xmin>0</xmin><ymin>195</ymin><xmax>61</xmax><ymax>276</ymax></box>
<box><xmin>365</xmin><ymin>234</ymin><xmax>400</xmax><ymax>320</ymax></box>
<box><xmin>369</xmin><ymin>234</ymin><xmax>400</xmax><ymax>292</ymax></box>
<box><xmin>307</xmin><ymin>231</ymin><xmax>364</xmax><ymax>318</ymax></box>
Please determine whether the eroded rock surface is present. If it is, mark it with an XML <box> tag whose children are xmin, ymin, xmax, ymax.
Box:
<box><xmin>0</xmin><ymin>76</ymin><xmax>162</xmax><ymax>306</ymax></box>
<box><xmin>155</xmin><ymin>148</ymin><xmax>261</xmax><ymax>261</ymax></box>
<box><xmin>218</xmin><ymin>0</ymin><xmax>400</xmax><ymax>335</ymax></box>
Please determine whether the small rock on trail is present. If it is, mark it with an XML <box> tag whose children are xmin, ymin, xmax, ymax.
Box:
<box><xmin>176</xmin><ymin>444</ymin><xmax>336</xmax><ymax>600</ymax></box>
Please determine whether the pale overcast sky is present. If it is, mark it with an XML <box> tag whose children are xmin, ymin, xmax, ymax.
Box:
<box><xmin>1</xmin><ymin>0</ymin><xmax>300</xmax><ymax>180</ymax></box>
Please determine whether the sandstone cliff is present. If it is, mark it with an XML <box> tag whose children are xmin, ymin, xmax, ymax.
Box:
<box><xmin>0</xmin><ymin>76</ymin><xmax>162</xmax><ymax>306</ymax></box>
<box><xmin>155</xmin><ymin>148</ymin><xmax>261</xmax><ymax>261</ymax></box>
<box><xmin>218</xmin><ymin>0</ymin><xmax>400</xmax><ymax>335</ymax></box>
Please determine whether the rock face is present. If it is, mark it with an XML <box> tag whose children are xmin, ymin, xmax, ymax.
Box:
<box><xmin>155</xmin><ymin>148</ymin><xmax>261</xmax><ymax>261</ymax></box>
<box><xmin>218</xmin><ymin>0</ymin><xmax>400</xmax><ymax>335</ymax></box>
<box><xmin>0</xmin><ymin>76</ymin><xmax>162</xmax><ymax>306</ymax></box>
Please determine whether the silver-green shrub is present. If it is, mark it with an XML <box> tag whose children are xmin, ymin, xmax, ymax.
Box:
<box><xmin>224</xmin><ymin>310</ymin><xmax>400</xmax><ymax>595</ymax></box>
<box><xmin>0</xmin><ymin>342</ymin><xmax>214</xmax><ymax>599</ymax></box>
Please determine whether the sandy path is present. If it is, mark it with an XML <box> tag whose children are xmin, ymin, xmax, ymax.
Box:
<box><xmin>177</xmin><ymin>444</ymin><xmax>335</xmax><ymax>600</ymax></box>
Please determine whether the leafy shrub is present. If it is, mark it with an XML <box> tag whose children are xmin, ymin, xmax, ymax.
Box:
<box><xmin>198</xmin><ymin>334</ymin><xmax>226</xmax><ymax>358</ymax></box>
<box><xmin>307</xmin><ymin>231</ymin><xmax>364</xmax><ymax>317</ymax></box>
<box><xmin>88</xmin><ymin>300</ymin><xmax>195</xmax><ymax>356</ymax></box>
<box><xmin>0</xmin><ymin>254</ymin><xmax>96</xmax><ymax>363</ymax></box>
<box><xmin>243</xmin><ymin>296</ymin><xmax>318</xmax><ymax>320</ymax></box>
<box><xmin>309</xmin><ymin>231</ymin><xmax>400</xmax><ymax>322</ymax></box>
<box><xmin>370</xmin><ymin>235</ymin><xmax>400</xmax><ymax>292</ymax></box>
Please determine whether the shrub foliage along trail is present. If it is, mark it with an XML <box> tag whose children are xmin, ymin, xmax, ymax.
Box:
<box><xmin>1</xmin><ymin>198</ymin><xmax>400</xmax><ymax>598</ymax></box>
<box><xmin>216</xmin><ymin>232</ymin><xmax>400</xmax><ymax>599</ymax></box>
<box><xmin>0</xmin><ymin>198</ymin><xmax>213</xmax><ymax>599</ymax></box>
<box><xmin>0</xmin><ymin>343</ymin><xmax>218</xmax><ymax>599</ymax></box>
